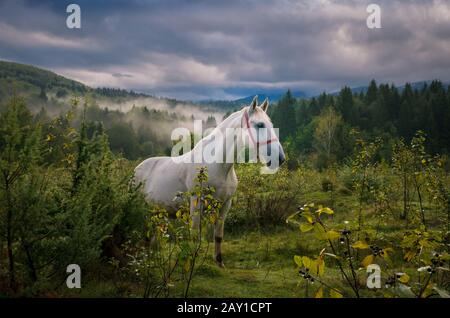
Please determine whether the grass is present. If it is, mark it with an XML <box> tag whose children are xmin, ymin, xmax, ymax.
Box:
<box><xmin>57</xmin><ymin>225</ymin><xmax>406</xmax><ymax>298</ymax></box>
<box><xmin>56</xmin><ymin>177</ymin><xmax>449</xmax><ymax>298</ymax></box>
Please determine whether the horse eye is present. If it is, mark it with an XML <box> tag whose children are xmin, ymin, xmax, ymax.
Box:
<box><xmin>255</xmin><ymin>122</ymin><xmax>265</xmax><ymax>129</ymax></box>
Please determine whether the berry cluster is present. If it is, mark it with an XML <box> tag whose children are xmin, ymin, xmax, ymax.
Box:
<box><xmin>385</xmin><ymin>275</ymin><xmax>396</xmax><ymax>288</ymax></box>
<box><xmin>428</xmin><ymin>253</ymin><xmax>444</xmax><ymax>273</ymax></box>
<box><xmin>298</xmin><ymin>268</ymin><xmax>315</xmax><ymax>284</ymax></box>
<box><xmin>385</xmin><ymin>273</ymin><xmax>407</xmax><ymax>288</ymax></box>
<box><xmin>339</xmin><ymin>229</ymin><xmax>351</xmax><ymax>244</ymax></box>
<box><xmin>370</xmin><ymin>245</ymin><xmax>383</xmax><ymax>256</ymax></box>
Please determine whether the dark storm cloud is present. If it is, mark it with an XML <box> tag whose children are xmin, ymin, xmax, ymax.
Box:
<box><xmin>0</xmin><ymin>0</ymin><xmax>449</xmax><ymax>99</ymax></box>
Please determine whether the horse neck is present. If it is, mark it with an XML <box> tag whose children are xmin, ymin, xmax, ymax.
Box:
<box><xmin>215</xmin><ymin>109</ymin><xmax>244</xmax><ymax>135</ymax></box>
<box><xmin>191</xmin><ymin>109</ymin><xmax>244</xmax><ymax>173</ymax></box>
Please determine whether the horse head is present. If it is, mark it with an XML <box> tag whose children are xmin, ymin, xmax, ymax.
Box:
<box><xmin>241</xmin><ymin>95</ymin><xmax>286</xmax><ymax>170</ymax></box>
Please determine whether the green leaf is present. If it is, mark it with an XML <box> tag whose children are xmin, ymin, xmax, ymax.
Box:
<box><xmin>300</xmin><ymin>223</ymin><xmax>314</xmax><ymax>232</ymax></box>
<box><xmin>313</xmin><ymin>223</ymin><xmax>328</xmax><ymax>240</ymax></box>
<box><xmin>184</xmin><ymin>259</ymin><xmax>191</xmax><ymax>273</ymax></box>
<box><xmin>286</xmin><ymin>211</ymin><xmax>300</xmax><ymax>224</ymax></box>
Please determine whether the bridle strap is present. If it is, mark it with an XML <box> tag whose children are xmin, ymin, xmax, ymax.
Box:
<box><xmin>243</xmin><ymin>111</ymin><xmax>279</xmax><ymax>146</ymax></box>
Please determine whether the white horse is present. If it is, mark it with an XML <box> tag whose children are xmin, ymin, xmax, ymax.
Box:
<box><xmin>134</xmin><ymin>96</ymin><xmax>285</xmax><ymax>267</ymax></box>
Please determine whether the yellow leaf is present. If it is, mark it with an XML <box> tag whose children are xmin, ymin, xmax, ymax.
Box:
<box><xmin>302</xmin><ymin>256</ymin><xmax>312</xmax><ymax>269</ymax></box>
<box><xmin>362</xmin><ymin>255</ymin><xmax>374</xmax><ymax>267</ymax></box>
<box><xmin>380</xmin><ymin>247</ymin><xmax>394</xmax><ymax>259</ymax></box>
<box><xmin>397</xmin><ymin>273</ymin><xmax>410</xmax><ymax>284</ymax></box>
<box><xmin>316</xmin><ymin>258</ymin><xmax>325</xmax><ymax>277</ymax></box>
<box><xmin>421</xmin><ymin>282</ymin><xmax>434</xmax><ymax>298</ymax></box>
<box><xmin>300</xmin><ymin>223</ymin><xmax>314</xmax><ymax>232</ymax></box>
<box><xmin>352</xmin><ymin>241</ymin><xmax>369</xmax><ymax>249</ymax></box>
<box><xmin>314</xmin><ymin>287</ymin><xmax>323</xmax><ymax>298</ymax></box>
<box><xmin>404</xmin><ymin>250</ymin><xmax>416</xmax><ymax>262</ymax></box>
<box><xmin>302</xmin><ymin>212</ymin><xmax>314</xmax><ymax>224</ymax></box>
<box><xmin>326</xmin><ymin>230</ymin><xmax>340</xmax><ymax>240</ymax></box>
<box><xmin>330</xmin><ymin>289</ymin><xmax>343</xmax><ymax>298</ymax></box>
<box><xmin>318</xmin><ymin>207</ymin><xmax>334</xmax><ymax>215</ymax></box>
<box><xmin>309</xmin><ymin>259</ymin><xmax>317</xmax><ymax>272</ymax></box>
<box><xmin>294</xmin><ymin>255</ymin><xmax>302</xmax><ymax>267</ymax></box>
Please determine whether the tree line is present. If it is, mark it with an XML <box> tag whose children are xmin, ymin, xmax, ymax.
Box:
<box><xmin>268</xmin><ymin>80</ymin><xmax>450</xmax><ymax>169</ymax></box>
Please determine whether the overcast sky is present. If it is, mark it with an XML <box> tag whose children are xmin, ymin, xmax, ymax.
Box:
<box><xmin>0</xmin><ymin>0</ymin><xmax>449</xmax><ymax>100</ymax></box>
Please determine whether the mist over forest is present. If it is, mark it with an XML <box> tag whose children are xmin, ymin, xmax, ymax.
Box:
<box><xmin>1</xmin><ymin>60</ymin><xmax>450</xmax><ymax>298</ymax></box>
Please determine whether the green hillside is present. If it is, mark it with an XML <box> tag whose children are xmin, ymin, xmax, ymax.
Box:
<box><xmin>0</xmin><ymin>60</ymin><xmax>223</xmax><ymax>160</ymax></box>
<box><xmin>0</xmin><ymin>60</ymin><xmax>151</xmax><ymax>110</ymax></box>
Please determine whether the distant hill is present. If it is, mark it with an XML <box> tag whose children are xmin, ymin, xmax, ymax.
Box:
<box><xmin>0</xmin><ymin>60</ymin><xmax>149</xmax><ymax>102</ymax></box>
<box><xmin>0</xmin><ymin>60</ymin><xmax>224</xmax><ymax>116</ymax></box>
<box><xmin>0</xmin><ymin>61</ymin><xmax>210</xmax><ymax>110</ymax></box>
<box><xmin>0</xmin><ymin>60</ymin><xmax>87</xmax><ymax>92</ymax></box>
<box><xmin>198</xmin><ymin>91</ymin><xmax>307</xmax><ymax>110</ymax></box>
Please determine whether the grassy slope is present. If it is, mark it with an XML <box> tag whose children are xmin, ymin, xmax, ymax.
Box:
<box><xmin>60</xmin><ymin>188</ymin><xmax>424</xmax><ymax>298</ymax></box>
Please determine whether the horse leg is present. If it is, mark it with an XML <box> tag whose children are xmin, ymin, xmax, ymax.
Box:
<box><xmin>214</xmin><ymin>199</ymin><xmax>231</xmax><ymax>268</ymax></box>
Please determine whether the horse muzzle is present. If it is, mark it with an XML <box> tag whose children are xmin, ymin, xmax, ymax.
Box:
<box><xmin>265</xmin><ymin>145</ymin><xmax>286</xmax><ymax>168</ymax></box>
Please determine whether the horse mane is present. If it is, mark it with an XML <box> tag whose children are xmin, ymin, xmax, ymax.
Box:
<box><xmin>191</xmin><ymin>108</ymin><xmax>245</xmax><ymax>151</ymax></box>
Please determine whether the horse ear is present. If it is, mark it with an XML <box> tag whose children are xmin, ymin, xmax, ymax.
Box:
<box><xmin>249</xmin><ymin>95</ymin><xmax>258</xmax><ymax>113</ymax></box>
<box><xmin>260</xmin><ymin>97</ymin><xmax>269</xmax><ymax>112</ymax></box>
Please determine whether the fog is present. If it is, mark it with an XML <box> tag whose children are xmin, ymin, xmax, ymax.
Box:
<box><xmin>95</xmin><ymin>96</ymin><xmax>225</xmax><ymax>123</ymax></box>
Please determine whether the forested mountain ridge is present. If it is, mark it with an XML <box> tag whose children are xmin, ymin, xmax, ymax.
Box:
<box><xmin>0</xmin><ymin>60</ymin><xmax>87</xmax><ymax>93</ymax></box>
<box><xmin>329</xmin><ymin>80</ymin><xmax>450</xmax><ymax>96</ymax></box>
<box><xmin>1</xmin><ymin>60</ymin><xmax>449</xmax><ymax>168</ymax></box>
<box><xmin>0</xmin><ymin>60</ymin><xmax>219</xmax><ymax>113</ymax></box>
<box><xmin>269</xmin><ymin>80</ymin><xmax>450</xmax><ymax>169</ymax></box>
<box><xmin>0</xmin><ymin>60</ymin><xmax>221</xmax><ymax>160</ymax></box>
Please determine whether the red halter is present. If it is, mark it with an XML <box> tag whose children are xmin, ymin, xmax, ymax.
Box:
<box><xmin>243</xmin><ymin>111</ymin><xmax>279</xmax><ymax>146</ymax></box>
